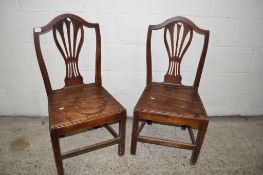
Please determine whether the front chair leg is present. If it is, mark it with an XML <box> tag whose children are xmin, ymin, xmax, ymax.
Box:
<box><xmin>190</xmin><ymin>121</ymin><xmax>208</xmax><ymax>165</ymax></box>
<box><xmin>50</xmin><ymin>133</ymin><xmax>64</xmax><ymax>175</ymax></box>
<box><xmin>118</xmin><ymin>115</ymin><xmax>126</xmax><ymax>156</ymax></box>
<box><xmin>130</xmin><ymin>112</ymin><xmax>139</xmax><ymax>155</ymax></box>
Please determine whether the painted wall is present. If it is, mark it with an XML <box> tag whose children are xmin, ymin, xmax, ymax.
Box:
<box><xmin>0</xmin><ymin>0</ymin><xmax>263</xmax><ymax>117</ymax></box>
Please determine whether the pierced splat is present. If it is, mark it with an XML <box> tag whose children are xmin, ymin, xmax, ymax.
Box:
<box><xmin>53</xmin><ymin>17</ymin><xmax>84</xmax><ymax>86</ymax></box>
<box><xmin>164</xmin><ymin>22</ymin><xmax>193</xmax><ymax>84</ymax></box>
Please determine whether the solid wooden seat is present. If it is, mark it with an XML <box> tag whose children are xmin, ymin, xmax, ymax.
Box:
<box><xmin>49</xmin><ymin>84</ymin><xmax>126</xmax><ymax>134</ymax></box>
<box><xmin>33</xmin><ymin>14</ymin><xmax>126</xmax><ymax>175</ymax></box>
<box><xmin>131</xmin><ymin>16</ymin><xmax>209</xmax><ymax>165</ymax></box>
<box><xmin>135</xmin><ymin>82</ymin><xmax>207</xmax><ymax>121</ymax></box>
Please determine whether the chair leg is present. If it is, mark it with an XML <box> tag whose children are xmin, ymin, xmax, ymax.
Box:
<box><xmin>50</xmin><ymin>134</ymin><xmax>64</xmax><ymax>175</ymax></box>
<box><xmin>190</xmin><ymin>121</ymin><xmax>208</xmax><ymax>165</ymax></box>
<box><xmin>146</xmin><ymin>120</ymin><xmax>152</xmax><ymax>125</ymax></box>
<box><xmin>118</xmin><ymin>116</ymin><xmax>126</xmax><ymax>156</ymax></box>
<box><xmin>181</xmin><ymin>125</ymin><xmax>186</xmax><ymax>130</ymax></box>
<box><xmin>131</xmin><ymin>112</ymin><xmax>139</xmax><ymax>155</ymax></box>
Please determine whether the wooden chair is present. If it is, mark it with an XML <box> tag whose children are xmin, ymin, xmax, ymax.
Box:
<box><xmin>131</xmin><ymin>16</ymin><xmax>209</xmax><ymax>165</ymax></box>
<box><xmin>33</xmin><ymin>14</ymin><xmax>126</xmax><ymax>175</ymax></box>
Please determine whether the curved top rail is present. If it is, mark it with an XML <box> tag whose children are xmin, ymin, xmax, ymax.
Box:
<box><xmin>149</xmin><ymin>16</ymin><xmax>209</xmax><ymax>35</ymax></box>
<box><xmin>34</xmin><ymin>13</ymin><xmax>99</xmax><ymax>34</ymax></box>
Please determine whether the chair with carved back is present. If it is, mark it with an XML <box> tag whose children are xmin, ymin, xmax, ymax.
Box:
<box><xmin>33</xmin><ymin>14</ymin><xmax>126</xmax><ymax>175</ymax></box>
<box><xmin>131</xmin><ymin>16</ymin><xmax>209</xmax><ymax>165</ymax></box>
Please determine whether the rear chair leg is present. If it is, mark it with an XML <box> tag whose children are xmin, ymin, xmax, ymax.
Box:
<box><xmin>181</xmin><ymin>125</ymin><xmax>187</xmax><ymax>130</ymax></box>
<box><xmin>118</xmin><ymin>115</ymin><xmax>126</xmax><ymax>156</ymax></box>
<box><xmin>190</xmin><ymin>121</ymin><xmax>208</xmax><ymax>165</ymax></box>
<box><xmin>50</xmin><ymin>133</ymin><xmax>64</xmax><ymax>175</ymax></box>
<box><xmin>146</xmin><ymin>120</ymin><xmax>152</xmax><ymax>125</ymax></box>
<box><xmin>131</xmin><ymin>112</ymin><xmax>139</xmax><ymax>155</ymax></box>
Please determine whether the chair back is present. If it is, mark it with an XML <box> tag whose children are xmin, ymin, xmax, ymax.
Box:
<box><xmin>146</xmin><ymin>16</ymin><xmax>209</xmax><ymax>88</ymax></box>
<box><xmin>33</xmin><ymin>13</ymin><xmax>102</xmax><ymax>95</ymax></box>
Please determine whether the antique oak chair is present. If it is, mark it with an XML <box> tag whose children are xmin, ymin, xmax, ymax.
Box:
<box><xmin>33</xmin><ymin>14</ymin><xmax>126</xmax><ymax>175</ymax></box>
<box><xmin>131</xmin><ymin>16</ymin><xmax>209</xmax><ymax>165</ymax></box>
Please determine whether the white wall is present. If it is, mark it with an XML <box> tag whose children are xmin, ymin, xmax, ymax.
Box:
<box><xmin>0</xmin><ymin>0</ymin><xmax>263</xmax><ymax>117</ymax></box>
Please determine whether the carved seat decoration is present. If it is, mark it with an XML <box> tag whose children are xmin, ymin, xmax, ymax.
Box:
<box><xmin>73</xmin><ymin>96</ymin><xmax>108</xmax><ymax>115</ymax></box>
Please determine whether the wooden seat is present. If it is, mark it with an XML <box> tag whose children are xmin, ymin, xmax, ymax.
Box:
<box><xmin>131</xmin><ymin>16</ymin><xmax>209</xmax><ymax>165</ymax></box>
<box><xmin>49</xmin><ymin>84</ymin><xmax>125</xmax><ymax>134</ymax></box>
<box><xmin>33</xmin><ymin>14</ymin><xmax>126</xmax><ymax>175</ymax></box>
<box><xmin>135</xmin><ymin>83</ymin><xmax>207</xmax><ymax>123</ymax></box>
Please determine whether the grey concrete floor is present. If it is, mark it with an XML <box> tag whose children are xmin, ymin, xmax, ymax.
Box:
<box><xmin>0</xmin><ymin>116</ymin><xmax>262</xmax><ymax>175</ymax></box>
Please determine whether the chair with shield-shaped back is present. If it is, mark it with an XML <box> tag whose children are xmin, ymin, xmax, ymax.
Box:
<box><xmin>131</xmin><ymin>16</ymin><xmax>209</xmax><ymax>165</ymax></box>
<box><xmin>33</xmin><ymin>14</ymin><xmax>126</xmax><ymax>175</ymax></box>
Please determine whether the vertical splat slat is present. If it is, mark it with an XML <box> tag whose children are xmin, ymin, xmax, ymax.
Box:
<box><xmin>75</xmin><ymin>26</ymin><xmax>84</xmax><ymax>60</ymax></box>
<box><xmin>72</xmin><ymin>20</ymin><xmax>79</xmax><ymax>58</ymax></box>
<box><xmin>168</xmin><ymin>24</ymin><xmax>175</xmax><ymax>58</ymax></box>
<box><xmin>56</xmin><ymin>23</ymin><xmax>70</xmax><ymax>58</ymax></box>
<box><xmin>164</xmin><ymin>27</ymin><xmax>172</xmax><ymax>59</ymax></box>
<box><xmin>53</xmin><ymin>28</ymin><xmax>67</xmax><ymax>60</ymax></box>
<box><xmin>65</xmin><ymin>19</ymin><xmax>72</xmax><ymax>58</ymax></box>
<box><xmin>180</xmin><ymin>29</ymin><xmax>193</xmax><ymax>59</ymax></box>
<box><xmin>178</xmin><ymin>26</ymin><xmax>191</xmax><ymax>58</ymax></box>
<box><xmin>175</xmin><ymin>23</ymin><xmax>181</xmax><ymax>57</ymax></box>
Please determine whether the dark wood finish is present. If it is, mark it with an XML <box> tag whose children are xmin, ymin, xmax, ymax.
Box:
<box><xmin>131</xmin><ymin>16</ymin><xmax>209</xmax><ymax>165</ymax></box>
<box><xmin>138</xmin><ymin>136</ymin><xmax>195</xmax><ymax>150</ymax></box>
<box><xmin>104</xmin><ymin>124</ymin><xmax>118</xmax><ymax>137</ymax></box>
<box><xmin>61</xmin><ymin>137</ymin><xmax>120</xmax><ymax>160</ymax></box>
<box><xmin>33</xmin><ymin>13</ymin><xmax>126</xmax><ymax>175</ymax></box>
<box><xmin>138</xmin><ymin>121</ymin><xmax>146</xmax><ymax>134</ymax></box>
<box><xmin>188</xmin><ymin>127</ymin><xmax>196</xmax><ymax>144</ymax></box>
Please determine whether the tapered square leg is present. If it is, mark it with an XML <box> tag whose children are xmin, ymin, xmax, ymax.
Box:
<box><xmin>131</xmin><ymin>112</ymin><xmax>139</xmax><ymax>155</ymax></box>
<box><xmin>118</xmin><ymin>115</ymin><xmax>126</xmax><ymax>156</ymax></box>
<box><xmin>50</xmin><ymin>134</ymin><xmax>64</xmax><ymax>175</ymax></box>
<box><xmin>190</xmin><ymin>121</ymin><xmax>208</xmax><ymax>165</ymax></box>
